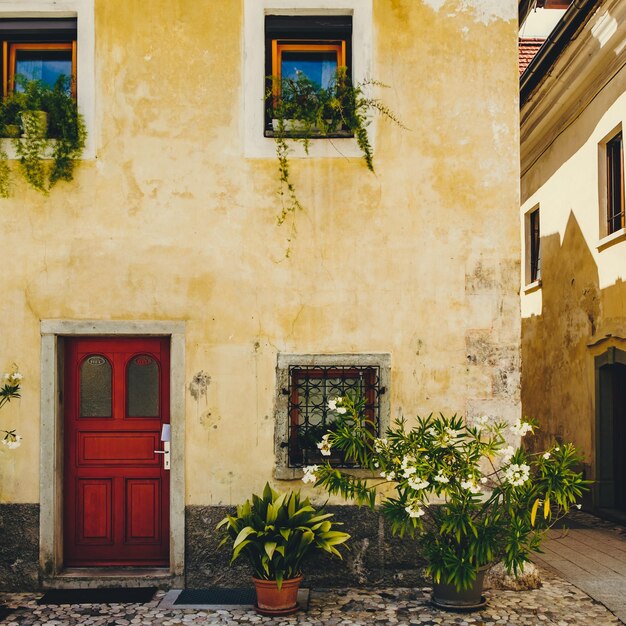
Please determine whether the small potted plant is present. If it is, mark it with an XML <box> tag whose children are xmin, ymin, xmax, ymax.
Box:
<box><xmin>0</xmin><ymin>75</ymin><xmax>86</xmax><ymax>196</ymax></box>
<box><xmin>217</xmin><ymin>482</ymin><xmax>350</xmax><ymax>615</ymax></box>
<box><xmin>305</xmin><ymin>394</ymin><xmax>588</xmax><ymax>610</ymax></box>
<box><xmin>267</xmin><ymin>67</ymin><xmax>406</xmax><ymax>233</ymax></box>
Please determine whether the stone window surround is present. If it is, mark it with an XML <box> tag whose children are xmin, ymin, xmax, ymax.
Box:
<box><xmin>243</xmin><ymin>0</ymin><xmax>373</xmax><ymax>159</ymax></box>
<box><xmin>274</xmin><ymin>352</ymin><xmax>391</xmax><ymax>480</ymax></box>
<box><xmin>39</xmin><ymin>320</ymin><xmax>186</xmax><ymax>588</ymax></box>
<box><xmin>0</xmin><ymin>0</ymin><xmax>95</xmax><ymax>159</ymax></box>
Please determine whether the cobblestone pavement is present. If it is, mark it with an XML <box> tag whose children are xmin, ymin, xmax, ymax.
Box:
<box><xmin>0</xmin><ymin>570</ymin><xmax>622</xmax><ymax>626</ymax></box>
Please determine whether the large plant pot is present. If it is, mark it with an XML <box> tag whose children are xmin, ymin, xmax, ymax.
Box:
<box><xmin>431</xmin><ymin>567</ymin><xmax>488</xmax><ymax>611</ymax></box>
<box><xmin>252</xmin><ymin>575</ymin><xmax>302</xmax><ymax>616</ymax></box>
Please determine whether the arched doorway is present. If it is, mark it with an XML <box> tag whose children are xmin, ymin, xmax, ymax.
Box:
<box><xmin>596</xmin><ymin>347</ymin><xmax>626</xmax><ymax>513</ymax></box>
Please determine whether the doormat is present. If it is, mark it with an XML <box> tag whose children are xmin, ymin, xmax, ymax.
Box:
<box><xmin>38</xmin><ymin>587</ymin><xmax>157</xmax><ymax>605</ymax></box>
<box><xmin>0</xmin><ymin>606</ymin><xmax>15</xmax><ymax>620</ymax></box>
<box><xmin>174</xmin><ymin>588</ymin><xmax>256</xmax><ymax>605</ymax></box>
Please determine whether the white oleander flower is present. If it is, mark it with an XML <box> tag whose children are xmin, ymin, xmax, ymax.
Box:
<box><xmin>316</xmin><ymin>434</ymin><xmax>332</xmax><ymax>456</ymax></box>
<box><xmin>434</xmin><ymin>473</ymin><xmax>449</xmax><ymax>484</ymax></box>
<box><xmin>301</xmin><ymin>465</ymin><xmax>319</xmax><ymax>484</ymax></box>
<box><xmin>374</xmin><ymin>438</ymin><xmax>388</xmax><ymax>453</ymax></box>
<box><xmin>3</xmin><ymin>371</ymin><xmax>22</xmax><ymax>386</ymax></box>
<box><xmin>510</xmin><ymin>419</ymin><xmax>533</xmax><ymax>438</ymax></box>
<box><xmin>503</xmin><ymin>463</ymin><xmax>530</xmax><ymax>487</ymax></box>
<box><xmin>327</xmin><ymin>398</ymin><xmax>338</xmax><ymax>411</ymax></box>
<box><xmin>460</xmin><ymin>479</ymin><xmax>482</xmax><ymax>494</ymax></box>
<box><xmin>2</xmin><ymin>432</ymin><xmax>22</xmax><ymax>449</ymax></box>
<box><xmin>404</xmin><ymin>501</ymin><xmax>425</xmax><ymax>519</ymax></box>
<box><xmin>408</xmin><ymin>476</ymin><xmax>429</xmax><ymax>491</ymax></box>
<box><xmin>543</xmin><ymin>452</ymin><xmax>551</xmax><ymax>460</ymax></box>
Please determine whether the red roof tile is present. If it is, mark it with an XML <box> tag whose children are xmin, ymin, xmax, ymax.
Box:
<box><xmin>519</xmin><ymin>38</ymin><xmax>545</xmax><ymax>75</ymax></box>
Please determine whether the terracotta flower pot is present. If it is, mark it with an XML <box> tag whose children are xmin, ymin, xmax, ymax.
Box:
<box><xmin>252</xmin><ymin>575</ymin><xmax>302</xmax><ymax>616</ymax></box>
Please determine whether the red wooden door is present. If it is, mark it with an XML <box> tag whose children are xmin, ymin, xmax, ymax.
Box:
<box><xmin>64</xmin><ymin>337</ymin><xmax>170</xmax><ymax>567</ymax></box>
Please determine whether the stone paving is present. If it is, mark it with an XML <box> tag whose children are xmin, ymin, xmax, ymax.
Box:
<box><xmin>0</xmin><ymin>568</ymin><xmax>622</xmax><ymax>626</ymax></box>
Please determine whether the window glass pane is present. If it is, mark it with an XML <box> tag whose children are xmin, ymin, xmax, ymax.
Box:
<box><xmin>281</xmin><ymin>51</ymin><xmax>337</xmax><ymax>88</ymax></box>
<box><xmin>15</xmin><ymin>50</ymin><xmax>72</xmax><ymax>89</ymax></box>
<box><xmin>127</xmin><ymin>355</ymin><xmax>159</xmax><ymax>417</ymax></box>
<box><xmin>80</xmin><ymin>356</ymin><xmax>112</xmax><ymax>418</ymax></box>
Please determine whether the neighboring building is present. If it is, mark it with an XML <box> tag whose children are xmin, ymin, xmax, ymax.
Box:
<box><xmin>0</xmin><ymin>0</ymin><xmax>521</xmax><ymax>590</ymax></box>
<box><xmin>520</xmin><ymin>0</ymin><xmax>626</xmax><ymax>516</ymax></box>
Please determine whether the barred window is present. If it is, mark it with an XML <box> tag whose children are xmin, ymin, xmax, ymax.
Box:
<box><xmin>287</xmin><ymin>365</ymin><xmax>382</xmax><ymax>468</ymax></box>
<box><xmin>275</xmin><ymin>354</ymin><xmax>391</xmax><ymax>479</ymax></box>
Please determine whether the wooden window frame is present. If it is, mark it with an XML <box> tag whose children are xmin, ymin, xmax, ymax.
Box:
<box><xmin>3</xmin><ymin>41</ymin><xmax>77</xmax><ymax>98</ymax></box>
<box><xmin>271</xmin><ymin>39</ymin><xmax>346</xmax><ymax>97</ymax></box>
<box><xmin>607</xmin><ymin>131</ymin><xmax>625</xmax><ymax>235</ymax></box>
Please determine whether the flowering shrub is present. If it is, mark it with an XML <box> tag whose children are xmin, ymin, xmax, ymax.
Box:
<box><xmin>1</xmin><ymin>367</ymin><xmax>23</xmax><ymax>449</ymax></box>
<box><xmin>305</xmin><ymin>395</ymin><xmax>588</xmax><ymax>591</ymax></box>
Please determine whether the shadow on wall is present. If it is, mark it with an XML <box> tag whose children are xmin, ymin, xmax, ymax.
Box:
<box><xmin>521</xmin><ymin>210</ymin><xmax>626</xmax><ymax>510</ymax></box>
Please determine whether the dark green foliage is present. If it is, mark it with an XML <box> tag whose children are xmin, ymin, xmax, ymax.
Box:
<box><xmin>216</xmin><ymin>482</ymin><xmax>350</xmax><ymax>589</ymax></box>
<box><xmin>0</xmin><ymin>75</ymin><xmax>86</xmax><ymax>196</ymax></box>
<box><xmin>310</xmin><ymin>396</ymin><xmax>589</xmax><ymax>592</ymax></box>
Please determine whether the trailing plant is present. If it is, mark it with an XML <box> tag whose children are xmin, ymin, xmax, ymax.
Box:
<box><xmin>267</xmin><ymin>67</ymin><xmax>405</xmax><ymax>239</ymax></box>
<box><xmin>0</xmin><ymin>75</ymin><xmax>86</xmax><ymax>196</ymax></box>
<box><xmin>303</xmin><ymin>394</ymin><xmax>588</xmax><ymax>592</ymax></box>
<box><xmin>1</xmin><ymin>366</ymin><xmax>23</xmax><ymax>449</ymax></box>
<box><xmin>216</xmin><ymin>482</ymin><xmax>350</xmax><ymax>588</ymax></box>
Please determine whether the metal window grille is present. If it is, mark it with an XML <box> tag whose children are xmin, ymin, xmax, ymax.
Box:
<box><xmin>607</xmin><ymin>132</ymin><xmax>625</xmax><ymax>235</ymax></box>
<box><xmin>285</xmin><ymin>365</ymin><xmax>382</xmax><ymax>468</ymax></box>
<box><xmin>530</xmin><ymin>208</ymin><xmax>541</xmax><ymax>282</ymax></box>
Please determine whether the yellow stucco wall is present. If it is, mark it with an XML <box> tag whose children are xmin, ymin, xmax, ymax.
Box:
<box><xmin>520</xmin><ymin>1</ymin><xmax>626</xmax><ymax>478</ymax></box>
<box><xmin>0</xmin><ymin>0</ymin><xmax>520</xmax><ymax>505</ymax></box>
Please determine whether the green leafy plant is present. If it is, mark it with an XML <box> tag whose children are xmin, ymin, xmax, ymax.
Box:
<box><xmin>267</xmin><ymin>68</ymin><xmax>405</xmax><ymax>247</ymax></box>
<box><xmin>216</xmin><ymin>482</ymin><xmax>350</xmax><ymax>589</ymax></box>
<box><xmin>304</xmin><ymin>394</ymin><xmax>588</xmax><ymax>592</ymax></box>
<box><xmin>1</xmin><ymin>366</ymin><xmax>23</xmax><ymax>449</ymax></box>
<box><xmin>0</xmin><ymin>75</ymin><xmax>86</xmax><ymax>196</ymax></box>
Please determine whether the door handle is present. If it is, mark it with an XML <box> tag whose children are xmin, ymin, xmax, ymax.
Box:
<box><xmin>154</xmin><ymin>442</ymin><xmax>171</xmax><ymax>470</ymax></box>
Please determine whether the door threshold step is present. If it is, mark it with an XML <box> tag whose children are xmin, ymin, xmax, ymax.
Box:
<box><xmin>44</xmin><ymin>569</ymin><xmax>172</xmax><ymax>589</ymax></box>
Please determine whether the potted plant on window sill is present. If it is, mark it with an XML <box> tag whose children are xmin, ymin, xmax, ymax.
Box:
<box><xmin>266</xmin><ymin>67</ymin><xmax>406</xmax><ymax>240</ymax></box>
<box><xmin>0</xmin><ymin>75</ymin><xmax>86</xmax><ymax>197</ymax></box>
<box><xmin>217</xmin><ymin>482</ymin><xmax>350</xmax><ymax>615</ymax></box>
<box><xmin>304</xmin><ymin>394</ymin><xmax>588</xmax><ymax>611</ymax></box>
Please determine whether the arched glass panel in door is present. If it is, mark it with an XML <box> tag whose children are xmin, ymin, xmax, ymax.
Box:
<box><xmin>127</xmin><ymin>354</ymin><xmax>160</xmax><ymax>417</ymax></box>
<box><xmin>79</xmin><ymin>355</ymin><xmax>112</xmax><ymax>417</ymax></box>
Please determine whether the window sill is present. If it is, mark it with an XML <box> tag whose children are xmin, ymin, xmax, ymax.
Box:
<box><xmin>597</xmin><ymin>228</ymin><xmax>626</xmax><ymax>251</ymax></box>
<box><xmin>523</xmin><ymin>279</ymin><xmax>542</xmax><ymax>294</ymax></box>
<box><xmin>264</xmin><ymin>129</ymin><xmax>354</xmax><ymax>139</ymax></box>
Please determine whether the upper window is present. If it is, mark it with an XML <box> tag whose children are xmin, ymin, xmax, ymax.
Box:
<box><xmin>606</xmin><ymin>131</ymin><xmax>624</xmax><ymax>235</ymax></box>
<box><xmin>264</xmin><ymin>15</ymin><xmax>352</xmax><ymax>131</ymax></box>
<box><xmin>529</xmin><ymin>207</ymin><xmax>541</xmax><ymax>283</ymax></box>
<box><xmin>0</xmin><ymin>18</ymin><xmax>77</xmax><ymax>97</ymax></box>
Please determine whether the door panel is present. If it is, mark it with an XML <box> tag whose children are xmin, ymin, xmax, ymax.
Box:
<box><xmin>64</xmin><ymin>337</ymin><xmax>170</xmax><ymax>567</ymax></box>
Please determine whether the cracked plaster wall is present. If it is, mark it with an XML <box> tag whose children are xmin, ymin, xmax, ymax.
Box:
<box><xmin>0</xmin><ymin>0</ymin><xmax>520</xmax><ymax>506</ymax></box>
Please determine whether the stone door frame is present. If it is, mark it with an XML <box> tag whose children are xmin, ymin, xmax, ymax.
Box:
<box><xmin>39</xmin><ymin>320</ymin><xmax>186</xmax><ymax>587</ymax></box>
